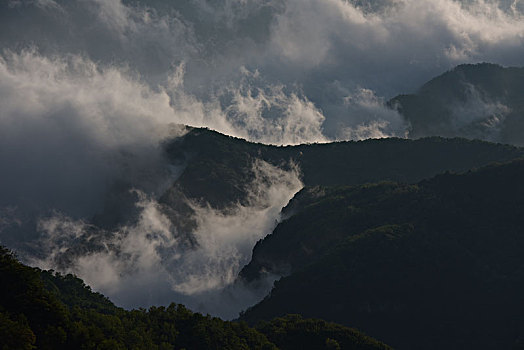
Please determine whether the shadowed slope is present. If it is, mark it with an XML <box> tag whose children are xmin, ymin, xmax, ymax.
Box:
<box><xmin>240</xmin><ymin>159</ymin><xmax>524</xmax><ymax>349</ymax></box>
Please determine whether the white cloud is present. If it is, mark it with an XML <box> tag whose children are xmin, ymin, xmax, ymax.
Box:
<box><xmin>336</xmin><ymin>88</ymin><xmax>408</xmax><ymax>140</ymax></box>
<box><xmin>173</xmin><ymin>160</ymin><xmax>302</xmax><ymax>294</ymax></box>
<box><xmin>0</xmin><ymin>50</ymin><xmax>180</xmax><ymax>217</ymax></box>
<box><xmin>3</xmin><ymin>0</ymin><xmax>524</xmax><ymax>141</ymax></box>
<box><xmin>449</xmin><ymin>83</ymin><xmax>511</xmax><ymax>141</ymax></box>
<box><xmin>32</xmin><ymin>160</ymin><xmax>303</xmax><ymax>318</ymax></box>
<box><xmin>0</xmin><ymin>49</ymin><xmax>329</xmax><ymax>219</ymax></box>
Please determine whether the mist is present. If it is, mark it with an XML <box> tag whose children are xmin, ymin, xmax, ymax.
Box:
<box><xmin>31</xmin><ymin>160</ymin><xmax>302</xmax><ymax>319</ymax></box>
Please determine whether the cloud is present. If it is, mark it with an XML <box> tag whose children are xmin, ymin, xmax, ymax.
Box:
<box><xmin>32</xmin><ymin>160</ymin><xmax>303</xmax><ymax>319</ymax></box>
<box><xmin>0</xmin><ymin>49</ymin><xmax>327</xmax><ymax>222</ymax></box>
<box><xmin>265</xmin><ymin>0</ymin><xmax>524</xmax><ymax>84</ymax></box>
<box><xmin>172</xmin><ymin>160</ymin><xmax>302</xmax><ymax>294</ymax></box>
<box><xmin>335</xmin><ymin>88</ymin><xmax>408</xmax><ymax>140</ymax></box>
<box><xmin>448</xmin><ymin>83</ymin><xmax>511</xmax><ymax>141</ymax></box>
<box><xmin>0</xmin><ymin>50</ymin><xmax>181</xmax><ymax>219</ymax></box>
<box><xmin>3</xmin><ymin>0</ymin><xmax>524</xmax><ymax>142</ymax></box>
<box><xmin>262</xmin><ymin>0</ymin><xmax>524</xmax><ymax>137</ymax></box>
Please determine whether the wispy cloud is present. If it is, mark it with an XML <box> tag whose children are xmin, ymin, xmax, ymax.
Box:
<box><xmin>32</xmin><ymin>160</ymin><xmax>303</xmax><ymax>318</ymax></box>
<box><xmin>3</xmin><ymin>0</ymin><xmax>523</xmax><ymax>141</ymax></box>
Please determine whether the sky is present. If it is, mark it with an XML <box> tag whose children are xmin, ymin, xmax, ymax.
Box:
<box><xmin>1</xmin><ymin>0</ymin><xmax>524</xmax><ymax>318</ymax></box>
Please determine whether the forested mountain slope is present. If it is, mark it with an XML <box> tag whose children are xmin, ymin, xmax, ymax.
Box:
<box><xmin>240</xmin><ymin>159</ymin><xmax>524</xmax><ymax>349</ymax></box>
<box><xmin>90</xmin><ymin>127</ymin><xmax>524</xmax><ymax>252</ymax></box>
<box><xmin>158</xmin><ymin>127</ymin><xmax>524</xmax><ymax>209</ymax></box>
<box><xmin>0</xmin><ymin>246</ymin><xmax>391</xmax><ymax>350</ymax></box>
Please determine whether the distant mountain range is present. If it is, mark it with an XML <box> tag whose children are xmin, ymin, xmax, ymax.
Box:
<box><xmin>6</xmin><ymin>131</ymin><xmax>524</xmax><ymax>349</ymax></box>
<box><xmin>389</xmin><ymin>63</ymin><xmax>524</xmax><ymax>145</ymax></box>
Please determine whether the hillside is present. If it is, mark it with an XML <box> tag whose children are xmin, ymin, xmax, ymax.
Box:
<box><xmin>140</xmin><ymin>127</ymin><xmax>524</xmax><ymax>239</ymax></box>
<box><xmin>0</xmin><ymin>246</ymin><xmax>391</xmax><ymax>350</ymax></box>
<box><xmin>48</xmin><ymin>128</ymin><xmax>524</xmax><ymax>306</ymax></box>
<box><xmin>79</xmin><ymin>128</ymin><xmax>524</xmax><ymax>274</ymax></box>
<box><xmin>3</xmin><ymin>2</ymin><xmax>524</xmax><ymax>348</ymax></box>
<box><xmin>6</xmin><ymin>125</ymin><xmax>524</xmax><ymax>344</ymax></box>
<box><xmin>162</xmin><ymin>127</ymin><xmax>524</xmax><ymax>208</ymax></box>
<box><xmin>239</xmin><ymin>159</ymin><xmax>524</xmax><ymax>349</ymax></box>
<box><xmin>389</xmin><ymin>63</ymin><xmax>524</xmax><ymax>145</ymax></box>
<box><xmin>158</xmin><ymin>129</ymin><xmax>524</xmax><ymax>245</ymax></box>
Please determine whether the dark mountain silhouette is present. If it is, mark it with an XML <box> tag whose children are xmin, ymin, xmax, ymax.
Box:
<box><xmin>153</xmin><ymin>127</ymin><xmax>524</xmax><ymax>227</ymax></box>
<box><xmin>53</xmin><ymin>127</ymin><xmax>524</xmax><ymax>281</ymax></box>
<box><xmin>66</xmin><ymin>127</ymin><xmax>524</xmax><ymax>274</ymax></box>
<box><xmin>239</xmin><ymin>159</ymin><xmax>524</xmax><ymax>349</ymax></box>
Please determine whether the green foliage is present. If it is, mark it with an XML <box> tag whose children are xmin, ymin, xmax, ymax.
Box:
<box><xmin>40</xmin><ymin>270</ymin><xmax>115</xmax><ymax>314</ymax></box>
<box><xmin>240</xmin><ymin>159</ymin><xmax>524</xmax><ymax>349</ymax></box>
<box><xmin>0</xmin><ymin>247</ymin><xmax>387</xmax><ymax>349</ymax></box>
<box><xmin>0</xmin><ymin>312</ymin><xmax>35</xmax><ymax>350</ymax></box>
<box><xmin>256</xmin><ymin>315</ymin><xmax>391</xmax><ymax>350</ymax></box>
<box><xmin>150</xmin><ymin>127</ymin><xmax>524</xmax><ymax>251</ymax></box>
<box><xmin>0</xmin><ymin>246</ymin><xmax>69</xmax><ymax>349</ymax></box>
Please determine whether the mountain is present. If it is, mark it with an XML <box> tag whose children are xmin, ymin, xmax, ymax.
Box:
<box><xmin>34</xmin><ymin>127</ymin><xmax>524</xmax><ymax>304</ymax></box>
<box><xmin>154</xmin><ymin>127</ymin><xmax>524</xmax><ymax>222</ymax></box>
<box><xmin>239</xmin><ymin>159</ymin><xmax>524</xmax><ymax>349</ymax></box>
<box><xmin>115</xmin><ymin>129</ymin><xmax>524</xmax><ymax>255</ymax></box>
<box><xmin>5</xmin><ymin>122</ymin><xmax>524</xmax><ymax>345</ymax></box>
<box><xmin>160</xmin><ymin>127</ymin><xmax>524</xmax><ymax>248</ymax></box>
<box><xmin>0</xmin><ymin>246</ymin><xmax>391</xmax><ymax>350</ymax></box>
<box><xmin>7</xmin><ymin>124</ymin><xmax>523</xmax><ymax>326</ymax></box>
<box><xmin>43</xmin><ymin>127</ymin><xmax>524</xmax><ymax>273</ymax></box>
<box><xmin>389</xmin><ymin>63</ymin><xmax>524</xmax><ymax>145</ymax></box>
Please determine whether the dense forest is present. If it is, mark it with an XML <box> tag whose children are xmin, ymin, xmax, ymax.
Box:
<box><xmin>162</xmin><ymin>127</ymin><xmax>524</xmax><ymax>209</ymax></box>
<box><xmin>4</xmin><ymin>128</ymin><xmax>524</xmax><ymax>349</ymax></box>
<box><xmin>239</xmin><ymin>159</ymin><xmax>524</xmax><ymax>349</ymax></box>
<box><xmin>0</xmin><ymin>246</ymin><xmax>391</xmax><ymax>349</ymax></box>
<box><xmin>128</xmin><ymin>128</ymin><xmax>524</xmax><ymax>240</ymax></box>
